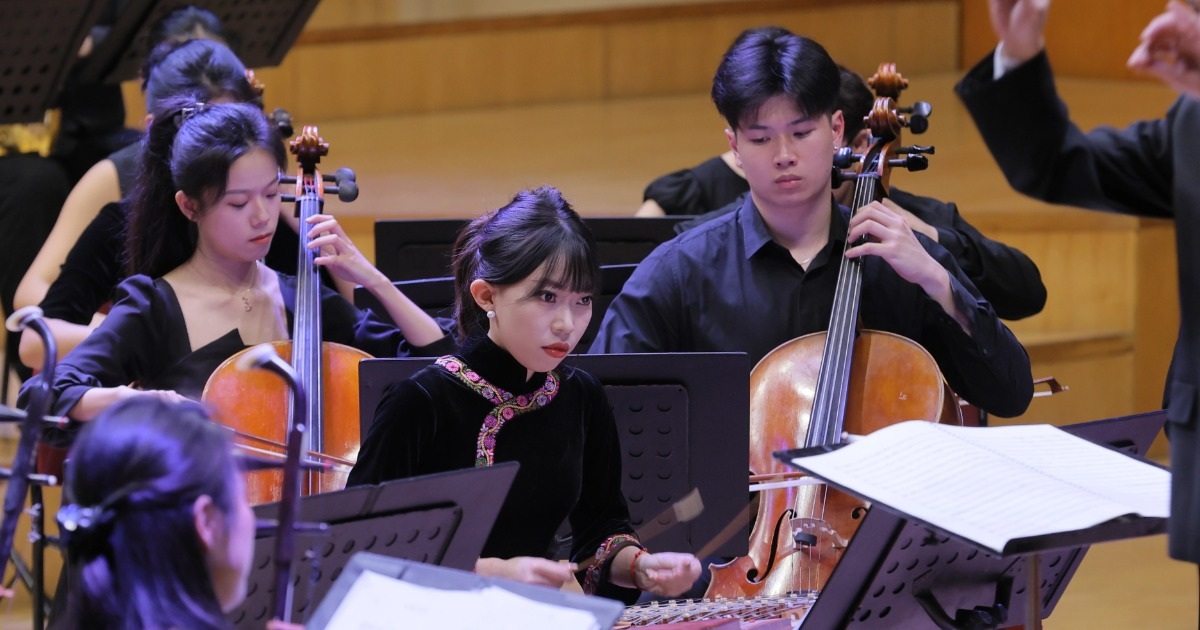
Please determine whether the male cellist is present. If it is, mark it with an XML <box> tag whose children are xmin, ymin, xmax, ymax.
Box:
<box><xmin>590</xmin><ymin>26</ymin><xmax>1033</xmax><ymax>419</ymax></box>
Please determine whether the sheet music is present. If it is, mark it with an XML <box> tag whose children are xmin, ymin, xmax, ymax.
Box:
<box><xmin>319</xmin><ymin>570</ymin><xmax>601</xmax><ymax>630</ymax></box>
<box><xmin>789</xmin><ymin>421</ymin><xmax>1170</xmax><ymax>554</ymax></box>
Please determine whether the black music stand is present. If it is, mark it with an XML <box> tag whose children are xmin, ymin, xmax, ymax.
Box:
<box><xmin>74</xmin><ymin>0</ymin><xmax>321</xmax><ymax>85</ymax></box>
<box><xmin>354</xmin><ymin>264</ymin><xmax>636</xmax><ymax>354</ymax></box>
<box><xmin>0</xmin><ymin>0</ymin><xmax>109</xmax><ymax>124</ymax></box>
<box><xmin>229</xmin><ymin>462</ymin><xmax>519</xmax><ymax>629</ymax></box>
<box><xmin>358</xmin><ymin>352</ymin><xmax>751</xmax><ymax>558</ymax></box>
<box><xmin>303</xmin><ymin>551</ymin><xmax>625</xmax><ymax>630</ymax></box>
<box><xmin>372</xmin><ymin>216</ymin><xmax>687</xmax><ymax>281</ymax></box>
<box><xmin>789</xmin><ymin>411</ymin><xmax>1168</xmax><ymax>629</ymax></box>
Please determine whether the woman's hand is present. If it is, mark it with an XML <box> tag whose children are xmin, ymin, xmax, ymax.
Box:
<box><xmin>305</xmin><ymin>214</ymin><xmax>388</xmax><ymax>290</ymax></box>
<box><xmin>475</xmin><ymin>556</ymin><xmax>577</xmax><ymax>589</ymax></box>
<box><xmin>632</xmin><ymin>551</ymin><xmax>702</xmax><ymax>598</ymax></box>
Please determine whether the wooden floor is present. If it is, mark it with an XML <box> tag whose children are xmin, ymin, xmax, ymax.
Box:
<box><xmin>2</xmin><ymin>72</ymin><xmax>1196</xmax><ymax>628</ymax></box>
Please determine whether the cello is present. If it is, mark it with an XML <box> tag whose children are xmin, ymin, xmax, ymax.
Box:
<box><xmin>203</xmin><ymin>126</ymin><xmax>366</xmax><ymax>503</ymax></box>
<box><xmin>705</xmin><ymin>64</ymin><xmax>960</xmax><ymax>600</ymax></box>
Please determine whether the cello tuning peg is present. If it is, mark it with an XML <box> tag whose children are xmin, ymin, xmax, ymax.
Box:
<box><xmin>327</xmin><ymin>180</ymin><xmax>359</xmax><ymax>203</ymax></box>
<box><xmin>900</xmin><ymin>101</ymin><xmax>933</xmax><ymax>118</ymax></box>
<box><xmin>281</xmin><ymin>194</ymin><xmax>296</xmax><ymax>203</ymax></box>
<box><xmin>320</xmin><ymin>167</ymin><xmax>356</xmax><ymax>184</ymax></box>
<box><xmin>280</xmin><ymin>175</ymin><xmax>297</xmax><ymax>185</ymax></box>
<box><xmin>833</xmin><ymin>146</ymin><xmax>858</xmax><ymax>168</ymax></box>
<box><xmin>271</xmin><ymin>107</ymin><xmax>294</xmax><ymax>138</ymax></box>
<box><xmin>898</xmin><ymin>145</ymin><xmax>935</xmax><ymax>155</ymax></box>
<box><xmin>830</xmin><ymin>167</ymin><xmax>858</xmax><ymax>188</ymax></box>
<box><xmin>900</xmin><ymin>101</ymin><xmax>932</xmax><ymax>134</ymax></box>
<box><xmin>888</xmin><ymin>155</ymin><xmax>929</xmax><ymax>172</ymax></box>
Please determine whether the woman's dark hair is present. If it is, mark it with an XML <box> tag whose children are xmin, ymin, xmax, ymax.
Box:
<box><xmin>837</xmin><ymin>65</ymin><xmax>874</xmax><ymax>145</ymax></box>
<box><xmin>141</xmin><ymin>38</ymin><xmax>258</xmax><ymax>111</ymax></box>
<box><xmin>148</xmin><ymin>5</ymin><xmax>229</xmax><ymax>53</ymax></box>
<box><xmin>127</xmin><ymin>100</ymin><xmax>284</xmax><ymax>278</ymax></box>
<box><xmin>59</xmin><ymin>398</ymin><xmax>239</xmax><ymax>629</ymax></box>
<box><xmin>450</xmin><ymin>186</ymin><xmax>601</xmax><ymax>343</ymax></box>
<box><xmin>711</xmin><ymin>26</ymin><xmax>841</xmax><ymax>131</ymax></box>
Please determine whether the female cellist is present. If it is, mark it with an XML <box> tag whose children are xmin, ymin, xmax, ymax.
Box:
<box><xmin>26</xmin><ymin>100</ymin><xmax>452</xmax><ymax>430</ymax></box>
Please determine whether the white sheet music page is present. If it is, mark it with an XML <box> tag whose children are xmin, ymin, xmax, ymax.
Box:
<box><xmin>320</xmin><ymin>570</ymin><xmax>601</xmax><ymax>630</ymax></box>
<box><xmin>788</xmin><ymin>421</ymin><xmax>1170</xmax><ymax>554</ymax></box>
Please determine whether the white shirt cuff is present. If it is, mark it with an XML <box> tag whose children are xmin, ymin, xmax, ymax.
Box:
<box><xmin>993</xmin><ymin>42</ymin><xmax>1024</xmax><ymax>80</ymax></box>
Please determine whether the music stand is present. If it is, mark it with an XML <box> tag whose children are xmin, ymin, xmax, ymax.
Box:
<box><xmin>0</xmin><ymin>0</ymin><xmax>109</xmax><ymax>124</ymax></box>
<box><xmin>74</xmin><ymin>0</ymin><xmax>322</xmax><ymax>85</ymax></box>
<box><xmin>790</xmin><ymin>410</ymin><xmax>1167</xmax><ymax>629</ymax></box>
<box><xmin>372</xmin><ymin>216</ymin><xmax>687</xmax><ymax>281</ymax></box>
<box><xmin>303</xmin><ymin>551</ymin><xmax>625</xmax><ymax>630</ymax></box>
<box><xmin>354</xmin><ymin>264</ymin><xmax>637</xmax><ymax>354</ymax></box>
<box><xmin>229</xmin><ymin>462</ymin><xmax>519</xmax><ymax>628</ymax></box>
<box><xmin>358</xmin><ymin>352</ymin><xmax>751</xmax><ymax>558</ymax></box>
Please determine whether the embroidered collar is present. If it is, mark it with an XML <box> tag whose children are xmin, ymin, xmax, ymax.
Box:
<box><xmin>436</xmin><ymin>346</ymin><xmax>561</xmax><ymax>466</ymax></box>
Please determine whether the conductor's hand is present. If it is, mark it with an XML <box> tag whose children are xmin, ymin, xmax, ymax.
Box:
<box><xmin>1129</xmin><ymin>1</ymin><xmax>1200</xmax><ymax>99</ymax></box>
<box><xmin>305</xmin><ymin>214</ymin><xmax>387</xmax><ymax>289</ymax></box>
<box><xmin>988</xmin><ymin>0</ymin><xmax>1050</xmax><ymax>66</ymax></box>
<box><xmin>475</xmin><ymin>556</ymin><xmax>577</xmax><ymax>589</ymax></box>
<box><xmin>634</xmin><ymin>552</ymin><xmax>702</xmax><ymax>598</ymax></box>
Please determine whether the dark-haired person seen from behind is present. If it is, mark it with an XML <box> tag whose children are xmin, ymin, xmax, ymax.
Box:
<box><xmin>349</xmin><ymin>186</ymin><xmax>701</xmax><ymax>601</ymax></box>
<box><xmin>23</xmin><ymin>101</ymin><xmax>450</xmax><ymax>429</ymax></box>
<box><xmin>592</xmin><ymin>26</ymin><xmax>1034</xmax><ymax>419</ymax></box>
<box><xmin>955</xmin><ymin>0</ymin><xmax>1200</xmax><ymax>593</ymax></box>
<box><xmin>57</xmin><ymin>397</ymin><xmax>300</xmax><ymax>629</ymax></box>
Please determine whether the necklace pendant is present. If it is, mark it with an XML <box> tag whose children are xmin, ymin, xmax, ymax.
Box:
<box><xmin>242</xmin><ymin>296</ymin><xmax>253</xmax><ymax>312</ymax></box>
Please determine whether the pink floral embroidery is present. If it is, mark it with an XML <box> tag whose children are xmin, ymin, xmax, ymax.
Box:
<box><xmin>435</xmin><ymin>355</ymin><xmax>560</xmax><ymax>466</ymax></box>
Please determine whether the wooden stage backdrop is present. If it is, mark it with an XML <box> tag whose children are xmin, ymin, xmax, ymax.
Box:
<box><xmin>3</xmin><ymin>0</ymin><xmax>1165</xmax><ymax>627</ymax></box>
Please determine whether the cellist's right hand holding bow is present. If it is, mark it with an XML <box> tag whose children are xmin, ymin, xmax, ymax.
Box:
<box><xmin>1128</xmin><ymin>1</ymin><xmax>1200</xmax><ymax>99</ymax></box>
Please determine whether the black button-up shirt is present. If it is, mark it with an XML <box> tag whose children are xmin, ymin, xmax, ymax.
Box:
<box><xmin>590</xmin><ymin>197</ymin><xmax>1033</xmax><ymax>418</ymax></box>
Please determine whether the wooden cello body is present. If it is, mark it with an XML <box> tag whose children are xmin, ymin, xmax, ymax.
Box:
<box><xmin>204</xmin><ymin>340</ymin><xmax>366</xmax><ymax>502</ymax></box>
<box><xmin>706</xmin><ymin>64</ymin><xmax>960</xmax><ymax>599</ymax></box>
<box><xmin>203</xmin><ymin>126</ymin><xmax>363</xmax><ymax>504</ymax></box>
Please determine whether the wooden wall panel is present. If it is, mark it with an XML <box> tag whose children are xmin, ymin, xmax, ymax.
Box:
<box><xmin>605</xmin><ymin>3</ymin><xmax>960</xmax><ymax>98</ymax></box>
<box><xmin>120</xmin><ymin>0</ymin><xmax>958</xmax><ymax>123</ymax></box>
<box><xmin>260</xmin><ymin>26</ymin><xmax>607</xmax><ymax>122</ymax></box>
<box><xmin>1134</xmin><ymin>220</ymin><xmax>1181</xmax><ymax>413</ymax></box>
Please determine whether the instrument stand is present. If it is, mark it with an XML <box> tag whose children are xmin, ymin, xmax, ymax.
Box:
<box><xmin>372</xmin><ymin>217</ymin><xmax>688</xmax><ymax>281</ymax></box>
<box><xmin>73</xmin><ymin>0</ymin><xmax>323</xmax><ymax>85</ymax></box>
<box><xmin>1</xmin><ymin>482</ymin><xmax>56</xmax><ymax>630</ymax></box>
<box><xmin>791</xmin><ymin>411</ymin><xmax>1168</xmax><ymax>629</ymax></box>
<box><xmin>0</xmin><ymin>0</ymin><xmax>110</xmax><ymax>125</ymax></box>
<box><xmin>358</xmin><ymin>352</ymin><xmax>753</xmax><ymax>558</ymax></box>
<box><xmin>229</xmin><ymin>462</ymin><xmax>519</xmax><ymax>629</ymax></box>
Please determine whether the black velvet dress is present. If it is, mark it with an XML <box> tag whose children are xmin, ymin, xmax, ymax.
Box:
<box><xmin>349</xmin><ymin>336</ymin><xmax>642</xmax><ymax>601</ymax></box>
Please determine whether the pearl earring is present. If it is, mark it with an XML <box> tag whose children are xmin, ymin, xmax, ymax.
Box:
<box><xmin>486</xmin><ymin>310</ymin><xmax>496</xmax><ymax>320</ymax></box>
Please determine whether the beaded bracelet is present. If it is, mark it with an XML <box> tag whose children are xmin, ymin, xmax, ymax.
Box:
<box><xmin>629</xmin><ymin>547</ymin><xmax>650</xmax><ymax>590</ymax></box>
